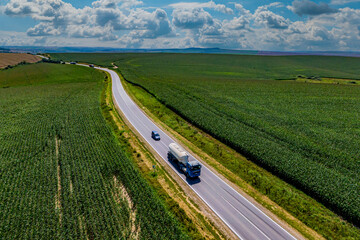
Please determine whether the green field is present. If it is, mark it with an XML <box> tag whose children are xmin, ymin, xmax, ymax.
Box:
<box><xmin>51</xmin><ymin>53</ymin><xmax>360</xmax><ymax>80</ymax></box>
<box><xmin>0</xmin><ymin>63</ymin><xmax>188</xmax><ymax>239</ymax></box>
<box><xmin>51</xmin><ymin>53</ymin><xmax>360</xmax><ymax>228</ymax></box>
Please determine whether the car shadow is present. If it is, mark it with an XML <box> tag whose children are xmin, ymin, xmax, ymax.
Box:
<box><xmin>167</xmin><ymin>157</ymin><xmax>201</xmax><ymax>185</ymax></box>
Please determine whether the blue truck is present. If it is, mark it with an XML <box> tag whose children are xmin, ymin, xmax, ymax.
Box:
<box><xmin>167</xmin><ymin>143</ymin><xmax>201</xmax><ymax>178</ymax></box>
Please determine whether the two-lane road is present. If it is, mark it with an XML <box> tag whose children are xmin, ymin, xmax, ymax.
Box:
<box><xmin>98</xmin><ymin>66</ymin><xmax>297</xmax><ymax>240</ymax></box>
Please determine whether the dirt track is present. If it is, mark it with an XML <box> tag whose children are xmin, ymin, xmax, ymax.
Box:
<box><xmin>0</xmin><ymin>53</ymin><xmax>41</xmax><ymax>68</ymax></box>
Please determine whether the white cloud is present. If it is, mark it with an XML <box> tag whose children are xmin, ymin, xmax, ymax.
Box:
<box><xmin>169</xmin><ymin>1</ymin><xmax>233</xmax><ymax>14</ymax></box>
<box><xmin>223</xmin><ymin>16</ymin><xmax>250</xmax><ymax>30</ymax></box>
<box><xmin>262</xmin><ymin>2</ymin><xmax>285</xmax><ymax>9</ymax></box>
<box><xmin>125</xmin><ymin>9</ymin><xmax>173</xmax><ymax>38</ymax></box>
<box><xmin>331</xmin><ymin>0</ymin><xmax>360</xmax><ymax>4</ymax></box>
<box><xmin>2</xmin><ymin>0</ymin><xmax>360</xmax><ymax>51</ymax></box>
<box><xmin>4</xmin><ymin>0</ymin><xmax>76</xmax><ymax>22</ymax></box>
<box><xmin>0</xmin><ymin>31</ymin><xmax>38</xmax><ymax>46</ymax></box>
<box><xmin>94</xmin><ymin>8</ymin><xmax>125</xmax><ymax>29</ymax></box>
<box><xmin>291</xmin><ymin>0</ymin><xmax>339</xmax><ymax>16</ymax></box>
<box><xmin>172</xmin><ymin>7</ymin><xmax>213</xmax><ymax>29</ymax></box>
<box><xmin>3</xmin><ymin>0</ymin><xmax>172</xmax><ymax>43</ymax></box>
<box><xmin>92</xmin><ymin>0</ymin><xmax>142</xmax><ymax>9</ymax></box>
<box><xmin>200</xmin><ymin>20</ymin><xmax>223</xmax><ymax>36</ymax></box>
<box><xmin>254</xmin><ymin>7</ymin><xmax>290</xmax><ymax>29</ymax></box>
<box><xmin>68</xmin><ymin>25</ymin><xmax>117</xmax><ymax>40</ymax></box>
<box><xmin>27</xmin><ymin>22</ymin><xmax>61</xmax><ymax>36</ymax></box>
<box><xmin>117</xmin><ymin>34</ymin><xmax>144</xmax><ymax>48</ymax></box>
<box><xmin>233</xmin><ymin>3</ymin><xmax>251</xmax><ymax>16</ymax></box>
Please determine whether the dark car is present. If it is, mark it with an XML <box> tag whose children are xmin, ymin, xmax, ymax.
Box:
<box><xmin>151</xmin><ymin>131</ymin><xmax>160</xmax><ymax>140</ymax></box>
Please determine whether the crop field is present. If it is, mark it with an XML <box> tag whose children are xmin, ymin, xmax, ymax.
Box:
<box><xmin>0</xmin><ymin>63</ymin><xmax>188</xmax><ymax>239</ymax></box>
<box><xmin>51</xmin><ymin>53</ymin><xmax>360</xmax><ymax>227</ymax></box>
<box><xmin>0</xmin><ymin>53</ymin><xmax>41</xmax><ymax>68</ymax></box>
<box><xmin>51</xmin><ymin>53</ymin><xmax>360</xmax><ymax>80</ymax></box>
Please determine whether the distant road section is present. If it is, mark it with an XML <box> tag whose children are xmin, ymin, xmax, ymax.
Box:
<box><xmin>95</xmin><ymin>66</ymin><xmax>298</xmax><ymax>240</ymax></box>
<box><xmin>0</xmin><ymin>53</ymin><xmax>41</xmax><ymax>69</ymax></box>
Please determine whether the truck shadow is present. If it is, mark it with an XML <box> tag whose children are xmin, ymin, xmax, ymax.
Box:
<box><xmin>186</xmin><ymin>177</ymin><xmax>201</xmax><ymax>185</ymax></box>
<box><xmin>167</xmin><ymin>158</ymin><xmax>201</xmax><ymax>185</ymax></box>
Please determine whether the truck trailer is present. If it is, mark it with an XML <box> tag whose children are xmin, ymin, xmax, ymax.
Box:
<box><xmin>167</xmin><ymin>143</ymin><xmax>201</xmax><ymax>178</ymax></box>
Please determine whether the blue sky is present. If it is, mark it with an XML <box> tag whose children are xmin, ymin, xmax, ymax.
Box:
<box><xmin>1</xmin><ymin>0</ymin><xmax>360</xmax><ymax>50</ymax></box>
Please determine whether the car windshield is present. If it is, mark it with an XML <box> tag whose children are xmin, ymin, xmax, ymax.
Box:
<box><xmin>191</xmin><ymin>165</ymin><xmax>201</xmax><ymax>170</ymax></box>
<box><xmin>154</xmin><ymin>133</ymin><xmax>159</xmax><ymax>137</ymax></box>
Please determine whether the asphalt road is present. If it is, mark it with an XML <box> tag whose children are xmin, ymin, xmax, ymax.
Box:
<box><xmin>97</xmin><ymin>66</ymin><xmax>297</xmax><ymax>240</ymax></box>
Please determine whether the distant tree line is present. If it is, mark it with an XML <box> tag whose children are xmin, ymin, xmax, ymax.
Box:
<box><xmin>3</xmin><ymin>61</ymin><xmax>29</xmax><ymax>70</ymax></box>
<box><xmin>41</xmin><ymin>58</ymin><xmax>62</xmax><ymax>64</ymax></box>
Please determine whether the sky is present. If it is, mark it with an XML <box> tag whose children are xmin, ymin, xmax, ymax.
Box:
<box><xmin>1</xmin><ymin>0</ymin><xmax>360</xmax><ymax>51</ymax></box>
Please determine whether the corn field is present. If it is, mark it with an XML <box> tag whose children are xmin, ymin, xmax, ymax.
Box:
<box><xmin>115</xmin><ymin>54</ymin><xmax>360</xmax><ymax>226</ymax></box>
<box><xmin>0</xmin><ymin>63</ymin><xmax>188</xmax><ymax>239</ymax></box>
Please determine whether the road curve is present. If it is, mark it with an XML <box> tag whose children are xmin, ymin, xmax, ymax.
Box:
<box><xmin>96</xmin><ymin>66</ymin><xmax>297</xmax><ymax>240</ymax></box>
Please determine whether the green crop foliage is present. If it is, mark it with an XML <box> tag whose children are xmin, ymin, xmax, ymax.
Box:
<box><xmin>50</xmin><ymin>53</ymin><xmax>360</xmax><ymax>228</ymax></box>
<box><xmin>119</xmin><ymin>54</ymin><xmax>360</xmax><ymax>227</ymax></box>
<box><xmin>0</xmin><ymin>63</ymin><xmax>188</xmax><ymax>239</ymax></box>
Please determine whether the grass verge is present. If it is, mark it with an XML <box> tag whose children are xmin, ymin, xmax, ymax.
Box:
<box><xmin>100</xmin><ymin>71</ymin><xmax>228</xmax><ymax>240</ymax></box>
<box><xmin>117</xmin><ymin>70</ymin><xmax>360</xmax><ymax>240</ymax></box>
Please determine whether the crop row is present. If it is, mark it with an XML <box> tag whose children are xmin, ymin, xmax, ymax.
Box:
<box><xmin>117</xmin><ymin>56</ymin><xmax>360</xmax><ymax>226</ymax></box>
<box><xmin>0</xmin><ymin>64</ymin><xmax>188</xmax><ymax>239</ymax></box>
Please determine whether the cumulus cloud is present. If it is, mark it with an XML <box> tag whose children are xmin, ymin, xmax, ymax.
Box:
<box><xmin>5</xmin><ymin>0</ymin><xmax>77</xmax><ymax>22</ymax></box>
<box><xmin>331</xmin><ymin>0</ymin><xmax>360</xmax><ymax>4</ymax></box>
<box><xmin>2</xmin><ymin>0</ymin><xmax>360</xmax><ymax>51</ymax></box>
<box><xmin>223</xmin><ymin>16</ymin><xmax>250</xmax><ymax>30</ymax></box>
<box><xmin>258</xmin><ymin>6</ymin><xmax>360</xmax><ymax>50</ymax></box>
<box><xmin>169</xmin><ymin>1</ymin><xmax>233</xmax><ymax>14</ymax></box>
<box><xmin>172</xmin><ymin>8</ymin><xmax>213</xmax><ymax>29</ymax></box>
<box><xmin>126</xmin><ymin>9</ymin><xmax>173</xmax><ymax>38</ymax></box>
<box><xmin>291</xmin><ymin>0</ymin><xmax>339</xmax><ymax>16</ymax></box>
<box><xmin>117</xmin><ymin>34</ymin><xmax>144</xmax><ymax>48</ymax></box>
<box><xmin>27</xmin><ymin>22</ymin><xmax>61</xmax><ymax>36</ymax></box>
<box><xmin>94</xmin><ymin>8</ymin><xmax>124</xmax><ymax>29</ymax></box>
<box><xmin>3</xmin><ymin>0</ymin><xmax>172</xmax><ymax>43</ymax></box>
<box><xmin>200</xmin><ymin>20</ymin><xmax>223</xmax><ymax>36</ymax></box>
<box><xmin>92</xmin><ymin>0</ymin><xmax>142</xmax><ymax>9</ymax></box>
<box><xmin>254</xmin><ymin>7</ymin><xmax>290</xmax><ymax>29</ymax></box>
<box><xmin>118</xmin><ymin>0</ymin><xmax>143</xmax><ymax>8</ymax></box>
<box><xmin>92</xmin><ymin>0</ymin><xmax>120</xmax><ymax>9</ymax></box>
<box><xmin>262</xmin><ymin>2</ymin><xmax>285</xmax><ymax>9</ymax></box>
<box><xmin>233</xmin><ymin>3</ymin><xmax>251</xmax><ymax>16</ymax></box>
<box><xmin>68</xmin><ymin>25</ymin><xmax>117</xmax><ymax>40</ymax></box>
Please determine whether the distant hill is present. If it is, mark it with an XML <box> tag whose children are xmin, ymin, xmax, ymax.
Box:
<box><xmin>2</xmin><ymin>46</ymin><xmax>360</xmax><ymax>57</ymax></box>
<box><xmin>0</xmin><ymin>47</ymin><xmax>10</xmax><ymax>53</ymax></box>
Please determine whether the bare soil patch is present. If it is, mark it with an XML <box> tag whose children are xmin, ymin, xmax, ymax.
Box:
<box><xmin>55</xmin><ymin>135</ymin><xmax>62</xmax><ymax>224</ymax></box>
<box><xmin>0</xmin><ymin>53</ymin><xmax>41</xmax><ymax>69</ymax></box>
<box><xmin>113</xmin><ymin>175</ymin><xmax>140</xmax><ymax>239</ymax></box>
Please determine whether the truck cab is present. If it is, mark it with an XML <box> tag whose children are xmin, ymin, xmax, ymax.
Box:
<box><xmin>186</xmin><ymin>160</ymin><xmax>201</xmax><ymax>178</ymax></box>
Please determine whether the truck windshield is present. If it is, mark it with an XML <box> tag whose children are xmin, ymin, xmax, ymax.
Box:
<box><xmin>191</xmin><ymin>165</ymin><xmax>201</xmax><ymax>170</ymax></box>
